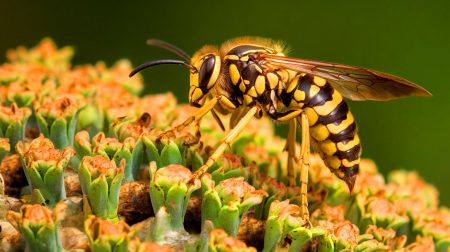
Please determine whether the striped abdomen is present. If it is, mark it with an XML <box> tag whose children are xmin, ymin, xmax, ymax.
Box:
<box><xmin>281</xmin><ymin>74</ymin><xmax>361</xmax><ymax>190</ymax></box>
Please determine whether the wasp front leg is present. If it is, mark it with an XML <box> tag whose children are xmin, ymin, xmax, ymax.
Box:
<box><xmin>157</xmin><ymin>95</ymin><xmax>222</xmax><ymax>141</ymax></box>
<box><xmin>190</xmin><ymin>106</ymin><xmax>260</xmax><ymax>181</ymax></box>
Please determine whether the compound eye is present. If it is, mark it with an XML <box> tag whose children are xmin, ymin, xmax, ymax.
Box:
<box><xmin>198</xmin><ymin>55</ymin><xmax>216</xmax><ymax>89</ymax></box>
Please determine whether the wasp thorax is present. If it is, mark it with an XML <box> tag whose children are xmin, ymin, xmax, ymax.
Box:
<box><xmin>189</xmin><ymin>54</ymin><xmax>221</xmax><ymax>105</ymax></box>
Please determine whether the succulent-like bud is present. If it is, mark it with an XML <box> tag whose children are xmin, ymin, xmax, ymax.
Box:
<box><xmin>143</xmin><ymin>135</ymin><xmax>183</xmax><ymax>168</ymax></box>
<box><xmin>210</xmin><ymin>153</ymin><xmax>248</xmax><ymax>184</ymax></box>
<box><xmin>252</xmin><ymin>176</ymin><xmax>286</xmax><ymax>220</ymax></box>
<box><xmin>263</xmin><ymin>200</ymin><xmax>324</xmax><ymax>252</ymax></box>
<box><xmin>79</xmin><ymin>155</ymin><xmax>125</xmax><ymax>221</ymax></box>
<box><xmin>202</xmin><ymin>174</ymin><xmax>267</xmax><ymax>237</ymax></box>
<box><xmin>16</xmin><ymin>135</ymin><xmax>75</xmax><ymax>205</ymax></box>
<box><xmin>84</xmin><ymin>215</ymin><xmax>134</xmax><ymax>252</ymax></box>
<box><xmin>209</xmin><ymin>228</ymin><xmax>257</xmax><ymax>252</ymax></box>
<box><xmin>412</xmin><ymin>208</ymin><xmax>450</xmax><ymax>251</ymax></box>
<box><xmin>75</xmin><ymin>131</ymin><xmax>143</xmax><ymax>181</ymax></box>
<box><xmin>359</xmin><ymin>193</ymin><xmax>409</xmax><ymax>232</ymax></box>
<box><xmin>3</xmin><ymin>81</ymin><xmax>37</xmax><ymax>107</ymax></box>
<box><xmin>0</xmin><ymin>103</ymin><xmax>31</xmax><ymax>150</ymax></box>
<box><xmin>111</xmin><ymin>112</ymin><xmax>152</xmax><ymax>142</ymax></box>
<box><xmin>149</xmin><ymin>162</ymin><xmax>200</xmax><ymax>231</ymax></box>
<box><xmin>35</xmin><ymin>95</ymin><xmax>81</xmax><ymax>149</ymax></box>
<box><xmin>6</xmin><ymin>203</ymin><xmax>65</xmax><ymax>252</ymax></box>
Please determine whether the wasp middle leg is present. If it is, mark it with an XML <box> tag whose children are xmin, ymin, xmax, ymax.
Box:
<box><xmin>271</xmin><ymin>110</ymin><xmax>310</xmax><ymax>220</ymax></box>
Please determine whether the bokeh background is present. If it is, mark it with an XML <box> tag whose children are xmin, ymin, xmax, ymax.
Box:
<box><xmin>1</xmin><ymin>1</ymin><xmax>449</xmax><ymax>205</ymax></box>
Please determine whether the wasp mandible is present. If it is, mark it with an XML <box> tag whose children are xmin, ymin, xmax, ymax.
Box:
<box><xmin>130</xmin><ymin>37</ymin><xmax>431</xmax><ymax>220</ymax></box>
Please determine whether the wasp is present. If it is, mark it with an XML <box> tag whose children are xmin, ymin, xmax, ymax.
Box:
<box><xmin>130</xmin><ymin>37</ymin><xmax>431</xmax><ymax>219</ymax></box>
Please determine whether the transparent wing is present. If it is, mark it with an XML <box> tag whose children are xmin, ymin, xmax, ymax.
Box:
<box><xmin>263</xmin><ymin>54</ymin><xmax>431</xmax><ymax>101</ymax></box>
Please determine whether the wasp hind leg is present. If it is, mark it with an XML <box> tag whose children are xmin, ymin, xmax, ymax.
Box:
<box><xmin>190</xmin><ymin>106</ymin><xmax>260</xmax><ymax>181</ymax></box>
<box><xmin>298</xmin><ymin>112</ymin><xmax>310</xmax><ymax>221</ymax></box>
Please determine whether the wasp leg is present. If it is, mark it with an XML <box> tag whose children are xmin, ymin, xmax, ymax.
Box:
<box><xmin>190</xmin><ymin>106</ymin><xmax>260</xmax><ymax>181</ymax></box>
<box><xmin>268</xmin><ymin>109</ymin><xmax>303</xmax><ymax>186</ymax></box>
<box><xmin>183</xmin><ymin>120</ymin><xmax>201</xmax><ymax>146</ymax></box>
<box><xmin>298</xmin><ymin>113</ymin><xmax>310</xmax><ymax>221</ymax></box>
<box><xmin>286</xmin><ymin>119</ymin><xmax>298</xmax><ymax>186</ymax></box>
<box><xmin>158</xmin><ymin>95</ymin><xmax>222</xmax><ymax>140</ymax></box>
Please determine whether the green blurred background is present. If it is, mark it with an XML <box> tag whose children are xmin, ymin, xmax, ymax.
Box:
<box><xmin>1</xmin><ymin>1</ymin><xmax>449</xmax><ymax>205</ymax></box>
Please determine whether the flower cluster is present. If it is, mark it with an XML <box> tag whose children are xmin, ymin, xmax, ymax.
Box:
<box><xmin>0</xmin><ymin>39</ymin><xmax>448</xmax><ymax>252</ymax></box>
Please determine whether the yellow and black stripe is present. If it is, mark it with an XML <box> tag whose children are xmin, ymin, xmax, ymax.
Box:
<box><xmin>281</xmin><ymin>74</ymin><xmax>361</xmax><ymax>190</ymax></box>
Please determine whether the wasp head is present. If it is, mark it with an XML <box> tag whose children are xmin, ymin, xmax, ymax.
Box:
<box><xmin>188</xmin><ymin>47</ymin><xmax>221</xmax><ymax>106</ymax></box>
<box><xmin>129</xmin><ymin>39</ymin><xmax>221</xmax><ymax>107</ymax></box>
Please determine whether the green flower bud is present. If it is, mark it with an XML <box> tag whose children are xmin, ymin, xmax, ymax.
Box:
<box><xmin>149</xmin><ymin>162</ymin><xmax>200</xmax><ymax>231</ymax></box>
<box><xmin>143</xmin><ymin>135</ymin><xmax>183</xmax><ymax>168</ymax></box>
<box><xmin>202</xmin><ymin>174</ymin><xmax>267</xmax><ymax>237</ymax></box>
<box><xmin>84</xmin><ymin>215</ymin><xmax>134</xmax><ymax>252</ymax></box>
<box><xmin>77</xmin><ymin>104</ymin><xmax>104</xmax><ymax>136</ymax></box>
<box><xmin>35</xmin><ymin>95</ymin><xmax>81</xmax><ymax>149</ymax></box>
<box><xmin>0</xmin><ymin>103</ymin><xmax>31</xmax><ymax>150</ymax></box>
<box><xmin>74</xmin><ymin>131</ymin><xmax>144</xmax><ymax>181</ymax></box>
<box><xmin>111</xmin><ymin>113</ymin><xmax>151</xmax><ymax>142</ymax></box>
<box><xmin>263</xmin><ymin>200</ymin><xmax>323</xmax><ymax>252</ymax></box>
<box><xmin>6</xmin><ymin>203</ymin><xmax>66</xmax><ymax>252</ymax></box>
<box><xmin>16</xmin><ymin>135</ymin><xmax>75</xmax><ymax>205</ymax></box>
<box><xmin>360</xmin><ymin>195</ymin><xmax>409</xmax><ymax>232</ymax></box>
<box><xmin>79</xmin><ymin>155</ymin><xmax>125</xmax><ymax>221</ymax></box>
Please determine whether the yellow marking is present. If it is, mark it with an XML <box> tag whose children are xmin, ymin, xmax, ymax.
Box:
<box><xmin>244</xmin><ymin>79</ymin><xmax>250</xmax><ymax>85</ymax></box>
<box><xmin>314</xmin><ymin>76</ymin><xmax>327</xmax><ymax>86</ymax></box>
<box><xmin>327</xmin><ymin>112</ymin><xmax>354</xmax><ymax>134</ymax></box>
<box><xmin>337</xmin><ymin>135</ymin><xmax>360</xmax><ymax>152</ymax></box>
<box><xmin>266</xmin><ymin>72</ymin><xmax>279</xmax><ymax>89</ymax></box>
<box><xmin>239</xmin><ymin>82</ymin><xmax>246</xmax><ymax>92</ymax></box>
<box><xmin>326</xmin><ymin>156</ymin><xmax>341</xmax><ymax>170</ymax></box>
<box><xmin>318</xmin><ymin>139</ymin><xmax>337</xmax><ymax>156</ymax></box>
<box><xmin>313</xmin><ymin>91</ymin><xmax>343</xmax><ymax>116</ymax></box>
<box><xmin>220</xmin><ymin>96</ymin><xmax>237</xmax><ymax>109</ymax></box>
<box><xmin>309</xmin><ymin>85</ymin><xmax>321</xmax><ymax>97</ymax></box>
<box><xmin>224</xmin><ymin>55</ymin><xmax>239</xmax><ymax>61</ymax></box>
<box><xmin>277</xmin><ymin>110</ymin><xmax>302</xmax><ymax>122</ymax></box>
<box><xmin>244</xmin><ymin>94</ymin><xmax>253</xmax><ymax>105</ymax></box>
<box><xmin>287</xmin><ymin>75</ymin><xmax>299</xmax><ymax>93</ymax></box>
<box><xmin>240</xmin><ymin>56</ymin><xmax>249</xmax><ymax>62</ymax></box>
<box><xmin>304</xmin><ymin>107</ymin><xmax>318</xmax><ymax>125</ymax></box>
<box><xmin>336</xmin><ymin>170</ymin><xmax>345</xmax><ymax>178</ymax></box>
<box><xmin>229</xmin><ymin>64</ymin><xmax>240</xmax><ymax>85</ymax></box>
<box><xmin>255</xmin><ymin>75</ymin><xmax>266</xmax><ymax>95</ymax></box>
<box><xmin>289</xmin><ymin>99</ymin><xmax>304</xmax><ymax>108</ymax></box>
<box><xmin>294</xmin><ymin>90</ymin><xmax>306</xmax><ymax>102</ymax></box>
<box><xmin>190</xmin><ymin>72</ymin><xmax>199</xmax><ymax>87</ymax></box>
<box><xmin>254</xmin><ymin>65</ymin><xmax>263</xmax><ymax>74</ymax></box>
<box><xmin>310</xmin><ymin>124</ymin><xmax>329</xmax><ymax>141</ymax></box>
<box><xmin>206</xmin><ymin>55</ymin><xmax>221</xmax><ymax>89</ymax></box>
<box><xmin>247</xmin><ymin>86</ymin><xmax>258</xmax><ymax>97</ymax></box>
<box><xmin>342</xmin><ymin>158</ymin><xmax>360</xmax><ymax>167</ymax></box>
<box><xmin>190</xmin><ymin>88</ymin><xmax>203</xmax><ymax>102</ymax></box>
